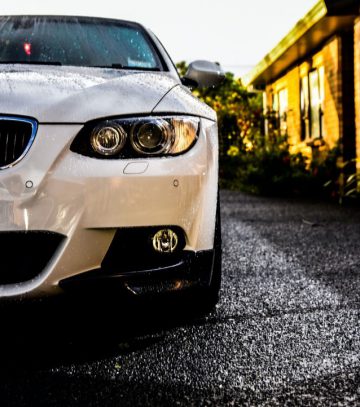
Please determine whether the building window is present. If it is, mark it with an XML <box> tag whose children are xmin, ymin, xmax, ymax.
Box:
<box><xmin>300</xmin><ymin>66</ymin><xmax>324</xmax><ymax>140</ymax></box>
<box><xmin>300</xmin><ymin>76</ymin><xmax>310</xmax><ymax>140</ymax></box>
<box><xmin>278</xmin><ymin>88</ymin><xmax>288</xmax><ymax>136</ymax></box>
<box><xmin>272</xmin><ymin>88</ymin><xmax>288</xmax><ymax>136</ymax></box>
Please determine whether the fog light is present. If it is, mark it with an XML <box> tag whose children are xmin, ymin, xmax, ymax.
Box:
<box><xmin>152</xmin><ymin>229</ymin><xmax>178</xmax><ymax>253</ymax></box>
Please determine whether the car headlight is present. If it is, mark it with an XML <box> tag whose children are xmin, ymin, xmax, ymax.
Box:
<box><xmin>90</xmin><ymin>123</ymin><xmax>127</xmax><ymax>156</ymax></box>
<box><xmin>130</xmin><ymin>118</ymin><xmax>174</xmax><ymax>155</ymax></box>
<box><xmin>70</xmin><ymin>116</ymin><xmax>200</xmax><ymax>158</ymax></box>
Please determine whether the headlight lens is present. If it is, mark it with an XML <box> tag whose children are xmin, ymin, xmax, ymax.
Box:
<box><xmin>130</xmin><ymin>119</ymin><xmax>174</xmax><ymax>155</ymax></box>
<box><xmin>71</xmin><ymin>116</ymin><xmax>199</xmax><ymax>158</ymax></box>
<box><xmin>90</xmin><ymin>123</ymin><xmax>126</xmax><ymax>156</ymax></box>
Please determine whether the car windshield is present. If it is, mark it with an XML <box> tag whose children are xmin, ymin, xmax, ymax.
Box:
<box><xmin>0</xmin><ymin>16</ymin><xmax>163</xmax><ymax>70</ymax></box>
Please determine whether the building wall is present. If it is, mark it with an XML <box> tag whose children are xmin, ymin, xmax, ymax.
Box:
<box><xmin>265</xmin><ymin>68</ymin><xmax>301</xmax><ymax>143</ymax></box>
<box><xmin>264</xmin><ymin>35</ymin><xmax>344</xmax><ymax>159</ymax></box>
<box><xmin>355</xmin><ymin>17</ymin><xmax>360</xmax><ymax>172</ymax></box>
<box><xmin>265</xmin><ymin>67</ymin><xmax>307</xmax><ymax>155</ymax></box>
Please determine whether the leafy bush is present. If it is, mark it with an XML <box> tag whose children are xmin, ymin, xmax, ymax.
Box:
<box><xmin>324</xmin><ymin>157</ymin><xmax>360</xmax><ymax>204</ymax></box>
<box><xmin>220</xmin><ymin>131</ymin><xmax>311</xmax><ymax>196</ymax></box>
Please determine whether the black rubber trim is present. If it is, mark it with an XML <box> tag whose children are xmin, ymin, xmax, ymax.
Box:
<box><xmin>59</xmin><ymin>250</ymin><xmax>214</xmax><ymax>293</ymax></box>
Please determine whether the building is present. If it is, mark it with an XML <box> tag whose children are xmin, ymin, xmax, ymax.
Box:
<box><xmin>243</xmin><ymin>0</ymin><xmax>360</xmax><ymax>172</ymax></box>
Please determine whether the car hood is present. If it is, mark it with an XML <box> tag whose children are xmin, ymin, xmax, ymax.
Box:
<box><xmin>0</xmin><ymin>65</ymin><xmax>180</xmax><ymax>123</ymax></box>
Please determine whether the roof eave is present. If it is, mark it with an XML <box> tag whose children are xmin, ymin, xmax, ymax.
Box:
<box><xmin>242</xmin><ymin>0</ymin><xmax>328</xmax><ymax>87</ymax></box>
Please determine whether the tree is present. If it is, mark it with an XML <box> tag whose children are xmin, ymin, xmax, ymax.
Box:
<box><xmin>176</xmin><ymin>61</ymin><xmax>263</xmax><ymax>161</ymax></box>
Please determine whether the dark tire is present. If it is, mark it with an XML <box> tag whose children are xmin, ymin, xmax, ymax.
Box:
<box><xmin>203</xmin><ymin>196</ymin><xmax>222</xmax><ymax>308</ymax></box>
<box><xmin>189</xmin><ymin>195</ymin><xmax>222</xmax><ymax>313</ymax></box>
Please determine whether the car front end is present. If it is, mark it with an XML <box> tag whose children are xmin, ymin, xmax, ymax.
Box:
<box><xmin>0</xmin><ymin>15</ymin><xmax>222</xmax><ymax>305</ymax></box>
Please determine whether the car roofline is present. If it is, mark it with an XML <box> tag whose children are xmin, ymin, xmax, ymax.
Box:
<box><xmin>0</xmin><ymin>15</ymin><xmax>144</xmax><ymax>29</ymax></box>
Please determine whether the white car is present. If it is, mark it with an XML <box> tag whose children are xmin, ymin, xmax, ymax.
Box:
<box><xmin>0</xmin><ymin>15</ymin><xmax>223</xmax><ymax>308</ymax></box>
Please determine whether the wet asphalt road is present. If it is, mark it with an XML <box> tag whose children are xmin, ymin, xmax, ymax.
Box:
<box><xmin>1</xmin><ymin>190</ymin><xmax>360</xmax><ymax>406</ymax></box>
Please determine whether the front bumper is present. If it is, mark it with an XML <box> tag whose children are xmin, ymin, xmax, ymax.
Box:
<box><xmin>0</xmin><ymin>118</ymin><xmax>218</xmax><ymax>299</ymax></box>
<box><xmin>59</xmin><ymin>249</ymin><xmax>215</xmax><ymax>297</ymax></box>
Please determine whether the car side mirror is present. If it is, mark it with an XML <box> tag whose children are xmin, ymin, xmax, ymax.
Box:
<box><xmin>182</xmin><ymin>60</ymin><xmax>225</xmax><ymax>89</ymax></box>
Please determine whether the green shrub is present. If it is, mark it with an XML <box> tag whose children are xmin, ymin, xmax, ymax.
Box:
<box><xmin>220</xmin><ymin>132</ymin><xmax>310</xmax><ymax>196</ymax></box>
<box><xmin>324</xmin><ymin>156</ymin><xmax>360</xmax><ymax>204</ymax></box>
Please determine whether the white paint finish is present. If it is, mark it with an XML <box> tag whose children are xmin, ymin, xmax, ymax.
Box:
<box><xmin>0</xmin><ymin>119</ymin><xmax>218</xmax><ymax>298</ymax></box>
<box><xmin>0</xmin><ymin>65</ymin><xmax>179</xmax><ymax>123</ymax></box>
<box><xmin>0</xmin><ymin>65</ymin><xmax>216</xmax><ymax>123</ymax></box>
<box><xmin>194</xmin><ymin>119</ymin><xmax>219</xmax><ymax>249</ymax></box>
<box><xmin>153</xmin><ymin>85</ymin><xmax>217</xmax><ymax>121</ymax></box>
<box><xmin>0</xmin><ymin>124</ymin><xmax>82</xmax><ymax>233</ymax></box>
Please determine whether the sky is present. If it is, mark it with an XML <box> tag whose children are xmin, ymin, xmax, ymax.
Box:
<box><xmin>0</xmin><ymin>0</ymin><xmax>318</xmax><ymax>77</ymax></box>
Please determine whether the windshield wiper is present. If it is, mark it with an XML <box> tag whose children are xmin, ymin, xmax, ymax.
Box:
<box><xmin>93</xmin><ymin>63</ymin><xmax>160</xmax><ymax>71</ymax></box>
<box><xmin>120</xmin><ymin>65</ymin><xmax>161</xmax><ymax>71</ymax></box>
<box><xmin>0</xmin><ymin>61</ymin><xmax>62</xmax><ymax>65</ymax></box>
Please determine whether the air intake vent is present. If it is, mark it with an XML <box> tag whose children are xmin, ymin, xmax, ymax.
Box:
<box><xmin>0</xmin><ymin>231</ymin><xmax>65</xmax><ymax>284</ymax></box>
<box><xmin>0</xmin><ymin>117</ymin><xmax>37</xmax><ymax>169</ymax></box>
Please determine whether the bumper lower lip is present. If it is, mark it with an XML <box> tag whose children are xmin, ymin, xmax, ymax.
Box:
<box><xmin>58</xmin><ymin>250</ymin><xmax>214</xmax><ymax>296</ymax></box>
